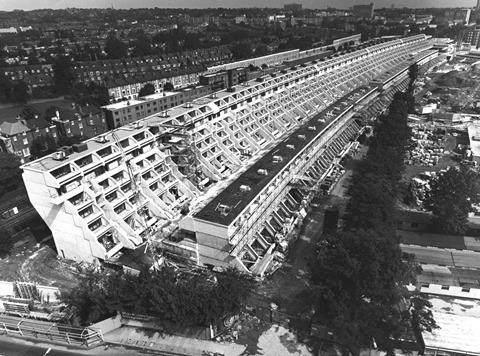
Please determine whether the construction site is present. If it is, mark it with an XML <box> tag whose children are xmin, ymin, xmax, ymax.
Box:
<box><xmin>19</xmin><ymin>34</ymin><xmax>441</xmax><ymax>277</ymax></box>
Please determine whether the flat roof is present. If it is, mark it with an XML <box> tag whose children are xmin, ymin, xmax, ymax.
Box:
<box><xmin>23</xmin><ymin>124</ymin><xmax>150</xmax><ymax>172</ymax></box>
<box><xmin>102</xmin><ymin>91</ymin><xmax>178</xmax><ymax>111</ymax></box>
<box><xmin>103</xmin><ymin>98</ymin><xmax>144</xmax><ymax>111</ymax></box>
<box><xmin>23</xmin><ymin>35</ymin><xmax>427</xmax><ymax>175</ymax></box>
<box><xmin>423</xmin><ymin>296</ymin><xmax>480</xmax><ymax>354</ymax></box>
<box><xmin>468</xmin><ymin>123</ymin><xmax>480</xmax><ymax>158</ymax></box>
<box><xmin>373</xmin><ymin>49</ymin><xmax>438</xmax><ymax>85</ymax></box>
<box><xmin>398</xmin><ymin>230</ymin><xmax>467</xmax><ymax>250</ymax></box>
<box><xmin>283</xmin><ymin>50</ymin><xmax>332</xmax><ymax>68</ymax></box>
<box><xmin>193</xmin><ymin>86</ymin><xmax>371</xmax><ymax>226</ymax></box>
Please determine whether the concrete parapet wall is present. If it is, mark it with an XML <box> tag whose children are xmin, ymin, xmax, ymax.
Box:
<box><xmin>91</xmin><ymin>313</ymin><xmax>122</xmax><ymax>335</ymax></box>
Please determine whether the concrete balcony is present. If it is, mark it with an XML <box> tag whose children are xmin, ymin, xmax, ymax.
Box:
<box><xmin>79</xmin><ymin>204</ymin><xmax>103</xmax><ymax>224</ymax></box>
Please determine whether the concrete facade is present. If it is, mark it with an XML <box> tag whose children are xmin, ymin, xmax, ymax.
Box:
<box><xmin>22</xmin><ymin>35</ymin><xmax>435</xmax><ymax>272</ymax></box>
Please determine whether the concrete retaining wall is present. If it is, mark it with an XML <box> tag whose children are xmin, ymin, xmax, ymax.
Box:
<box><xmin>91</xmin><ymin>313</ymin><xmax>122</xmax><ymax>335</ymax></box>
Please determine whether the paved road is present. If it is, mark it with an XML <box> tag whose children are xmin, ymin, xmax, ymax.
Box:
<box><xmin>401</xmin><ymin>244</ymin><xmax>480</xmax><ymax>269</ymax></box>
<box><xmin>0</xmin><ymin>339</ymin><xmax>80</xmax><ymax>356</ymax></box>
<box><xmin>0</xmin><ymin>337</ymin><xmax>143</xmax><ymax>356</ymax></box>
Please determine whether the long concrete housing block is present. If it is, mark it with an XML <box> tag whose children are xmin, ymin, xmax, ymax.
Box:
<box><xmin>21</xmin><ymin>34</ymin><xmax>437</xmax><ymax>273</ymax></box>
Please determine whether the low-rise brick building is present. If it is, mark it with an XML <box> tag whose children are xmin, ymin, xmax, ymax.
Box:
<box><xmin>0</xmin><ymin>116</ymin><xmax>57</xmax><ymax>163</ymax></box>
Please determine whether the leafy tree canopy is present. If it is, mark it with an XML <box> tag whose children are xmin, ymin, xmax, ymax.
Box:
<box><xmin>53</xmin><ymin>55</ymin><xmax>74</xmax><ymax>93</ymax></box>
<box><xmin>131</xmin><ymin>30</ymin><xmax>152</xmax><ymax>57</ymax></box>
<box><xmin>20</xmin><ymin>106</ymin><xmax>40</xmax><ymax>121</ymax></box>
<box><xmin>12</xmin><ymin>80</ymin><xmax>28</xmax><ymax>103</ymax></box>
<box><xmin>0</xmin><ymin>227</ymin><xmax>13</xmax><ymax>258</ymax></box>
<box><xmin>63</xmin><ymin>266</ymin><xmax>256</xmax><ymax>326</ymax></box>
<box><xmin>0</xmin><ymin>152</ymin><xmax>22</xmax><ymax>198</ymax></box>
<box><xmin>311</xmin><ymin>90</ymin><xmax>437</xmax><ymax>353</ymax></box>
<box><xmin>138</xmin><ymin>83</ymin><xmax>155</xmax><ymax>97</ymax></box>
<box><xmin>163</xmin><ymin>82</ymin><xmax>174</xmax><ymax>91</ymax></box>
<box><xmin>30</xmin><ymin>134</ymin><xmax>57</xmax><ymax>159</ymax></box>
<box><xmin>424</xmin><ymin>165</ymin><xmax>480</xmax><ymax>235</ymax></box>
<box><xmin>105</xmin><ymin>32</ymin><xmax>127</xmax><ymax>59</ymax></box>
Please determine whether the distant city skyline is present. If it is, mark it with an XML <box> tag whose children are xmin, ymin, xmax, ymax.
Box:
<box><xmin>2</xmin><ymin>0</ymin><xmax>477</xmax><ymax>11</ymax></box>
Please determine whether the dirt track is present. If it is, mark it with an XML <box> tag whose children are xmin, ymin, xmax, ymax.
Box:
<box><xmin>0</xmin><ymin>229</ymin><xmax>80</xmax><ymax>292</ymax></box>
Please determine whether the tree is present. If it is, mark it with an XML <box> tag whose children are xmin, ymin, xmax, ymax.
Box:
<box><xmin>424</xmin><ymin>165</ymin><xmax>480</xmax><ymax>235</ymax></box>
<box><xmin>215</xmin><ymin>267</ymin><xmax>257</xmax><ymax>317</ymax></box>
<box><xmin>30</xmin><ymin>136</ymin><xmax>47</xmax><ymax>159</ymax></box>
<box><xmin>255</xmin><ymin>43</ymin><xmax>268</xmax><ymax>56</ymax></box>
<box><xmin>53</xmin><ymin>55</ymin><xmax>74</xmax><ymax>93</ymax></box>
<box><xmin>58</xmin><ymin>135</ymin><xmax>82</xmax><ymax>147</ymax></box>
<box><xmin>12</xmin><ymin>80</ymin><xmax>28</xmax><ymax>103</ymax></box>
<box><xmin>409</xmin><ymin>293</ymin><xmax>438</xmax><ymax>333</ymax></box>
<box><xmin>408</xmin><ymin>63</ymin><xmax>419</xmax><ymax>87</ymax></box>
<box><xmin>163</xmin><ymin>82</ymin><xmax>174</xmax><ymax>91</ymax></box>
<box><xmin>132</xmin><ymin>31</ymin><xmax>152</xmax><ymax>57</ymax></box>
<box><xmin>138</xmin><ymin>83</ymin><xmax>155</xmax><ymax>97</ymax></box>
<box><xmin>27</xmin><ymin>55</ymin><xmax>40</xmax><ymax>65</ymax></box>
<box><xmin>20</xmin><ymin>106</ymin><xmax>40</xmax><ymax>121</ymax></box>
<box><xmin>62</xmin><ymin>266</ymin><xmax>256</xmax><ymax>326</ymax></box>
<box><xmin>405</xmin><ymin>64</ymin><xmax>419</xmax><ymax>113</ymax></box>
<box><xmin>0</xmin><ymin>227</ymin><xmax>13</xmax><ymax>258</ymax></box>
<box><xmin>0</xmin><ymin>72</ymin><xmax>12</xmax><ymax>102</ymax></box>
<box><xmin>310</xmin><ymin>228</ymin><xmax>433</xmax><ymax>353</ymax></box>
<box><xmin>70</xmin><ymin>82</ymin><xmax>109</xmax><ymax>107</ymax></box>
<box><xmin>312</xmin><ymin>88</ymin><xmax>437</xmax><ymax>352</ymax></box>
<box><xmin>43</xmin><ymin>105</ymin><xmax>58</xmax><ymax>121</ymax></box>
<box><xmin>345</xmin><ymin>93</ymin><xmax>411</xmax><ymax>230</ymax></box>
<box><xmin>30</xmin><ymin>134</ymin><xmax>57</xmax><ymax>159</ymax></box>
<box><xmin>105</xmin><ymin>33</ymin><xmax>127</xmax><ymax>59</ymax></box>
<box><xmin>45</xmin><ymin>135</ymin><xmax>58</xmax><ymax>152</ymax></box>
<box><xmin>0</xmin><ymin>152</ymin><xmax>22</xmax><ymax>198</ymax></box>
<box><xmin>231</xmin><ymin>40</ymin><xmax>254</xmax><ymax>60</ymax></box>
<box><xmin>345</xmin><ymin>171</ymin><xmax>397</xmax><ymax>230</ymax></box>
<box><xmin>62</xmin><ymin>269</ymin><xmax>116</xmax><ymax>325</ymax></box>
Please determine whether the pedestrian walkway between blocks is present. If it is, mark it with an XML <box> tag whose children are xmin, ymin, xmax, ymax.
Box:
<box><xmin>103</xmin><ymin>326</ymin><xmax>246</xmax><ymax>356</ymax></box>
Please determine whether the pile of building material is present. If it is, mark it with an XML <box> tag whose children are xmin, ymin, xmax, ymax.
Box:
<box><xmin>0</xmin><ymin>280</ymin><xmax>66</xmax><ymax>321</ymax></box>
<box><xmin>408</xmin><ymin>176</ymin><xmax>431</xmax><ymax>208</ymax></box>
<box><xmin>407</xmin><ymin>125</ymin><xmax>445</xmax><ymax>166</ymax></box>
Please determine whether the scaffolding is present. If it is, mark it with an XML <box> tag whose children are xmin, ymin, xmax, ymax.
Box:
<box><xmin>154</xmin><ymin>123</ymin><xmax>204</xmax><ymax>189</ymax></box>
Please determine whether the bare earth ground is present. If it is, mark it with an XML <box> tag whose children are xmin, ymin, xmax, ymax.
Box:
<box><xmin>0</xmin><ymin>229</ymin><xmax>80</xmax><ymax>292</ymax></box>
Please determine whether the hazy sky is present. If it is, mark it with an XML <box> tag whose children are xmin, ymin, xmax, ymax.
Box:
<box><xmin>1</xmin><ymin>0</ymin><xmax>477</xmax><ymax>11</ymax></box>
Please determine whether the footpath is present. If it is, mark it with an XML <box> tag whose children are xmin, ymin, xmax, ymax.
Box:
<box><xmin>104</xmin><ymin>326</ymin><xmax>246</xmax><ymax>356</ymax></box>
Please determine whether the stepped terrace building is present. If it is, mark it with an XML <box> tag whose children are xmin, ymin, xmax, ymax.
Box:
<box><xmin>22</xmin><ymin>35</ymin><xmax>438</xmax><ymax>273</ymax></box>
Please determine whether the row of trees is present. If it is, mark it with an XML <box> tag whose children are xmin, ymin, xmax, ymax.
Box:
<box><xmin>63</xmin><ymin>266</ymin><xmax>256</xmax><ymax>326</ymax></box>
<box><xmin>308</xmin><ymin>67</ymin><xmax>437</xmax><ymax>353</ymax></box>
